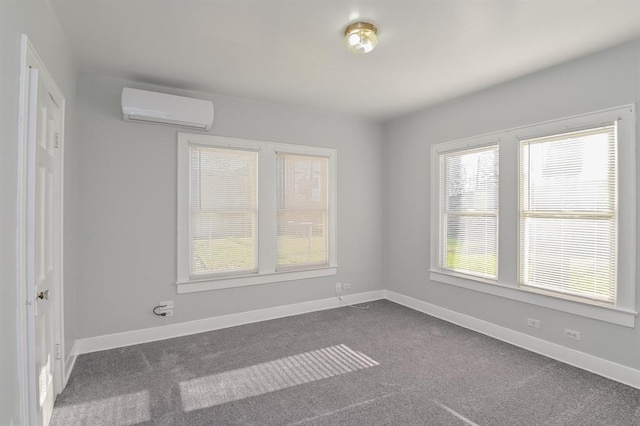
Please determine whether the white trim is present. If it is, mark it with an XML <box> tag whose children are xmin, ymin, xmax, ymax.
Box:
<box><xmin>429</xmin><ymin>270</ymin><xmax>637</xmax><ymax>327</ymax></box>
<box><xmin>74</xmin><ymin>290</ymin><xmax>384</xmax><ymax>354</ymax></box>
<box><xmin>64</xmin><ymin>342</ymin><xmax>78</xmax><ymax>386</ymax></box>
<box><xmin>17</xmin><ymin>35</ymin><xmax>67</xmax><ymax>426</ymax></box>
<box><xmin>17</xmin><ymin>33</ymin><xmax>31</xmax><ymax>426</ymax></box>
<box><xmin>53</xmin><ymin>70</ymin><xmax>67</xmax><ymax>399</ymax></box>
<box><xmin>384</xmin><ymin>290</ymin><xmax>640</xmax><ymax>390</ymax></box>
<box><xmin>177</xmin><ymin>267</ymin><xmax>337</xmax><ymax>293</ymax></box>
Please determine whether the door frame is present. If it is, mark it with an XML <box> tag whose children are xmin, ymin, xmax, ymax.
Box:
<box><xmin>17</xmin><ymin>34</ymin><xmax>67</xmax><ymax>426</ymax></box>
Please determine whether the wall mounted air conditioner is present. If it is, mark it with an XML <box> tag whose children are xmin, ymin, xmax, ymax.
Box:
<box><xmin>121</xmin><ymin>88</ymin><xmax>214</xmax><ymax>130</ymax></box>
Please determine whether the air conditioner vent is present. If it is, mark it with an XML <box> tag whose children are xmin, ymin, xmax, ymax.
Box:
<box><xmin>121</xmin><ymin>88</ymin><xmax>214</xmax><ymax>130</ymax></box>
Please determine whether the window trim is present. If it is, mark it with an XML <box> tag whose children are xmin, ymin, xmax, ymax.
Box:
<box><xmin>177</xmin><ymin>133</ymin><xmax>337</xmax><ymax>293</ymax></box>
<box><xmin>430</xmin><ymin>105</ymin><xmax>637</xmax><ymax>327</ymax></box>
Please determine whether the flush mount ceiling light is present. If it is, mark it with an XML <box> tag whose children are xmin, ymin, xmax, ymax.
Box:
<box><xmin>344</xmin><ymin>22</ymin><xmax>378</xmax><ymax>54</ymax></box>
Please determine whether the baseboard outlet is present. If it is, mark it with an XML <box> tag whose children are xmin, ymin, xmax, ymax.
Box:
<box><xmin>74</xmin><ymin>290</ymin><xmax>385</xmax><ymax>355</ymax></box>
<box><xmin>384</xmin><ymin>290</ymin><xmax>640</xmax><ymax>390</ymax></box>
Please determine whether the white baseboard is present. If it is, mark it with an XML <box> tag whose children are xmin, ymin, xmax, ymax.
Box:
<box><xmin>68</xmin><ymin>288</ymin><xmax>639</xmax><ymax>391</ymax></box>
<box><xmin>64</xmin><ymin>342</ymin><xmax>78</xmax><ymax>386</ymax></box>
<box><xmin>74</xmin><ymin>290</ymin><xmax>385</xmax><ymax>355</ymax></box>
<box><xmin>384</xmin><ymin>290</ymin><xmax>640</xmax><ymax>390</ymax></box>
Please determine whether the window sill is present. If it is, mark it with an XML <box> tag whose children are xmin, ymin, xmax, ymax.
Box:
<box><xmin>428</xmin><ymin>269</ymin><xmax>637</xmax><ymax>328</ymax></box>
<box><xmin>177</xmin><ymin>266</ymin><xmax>338</xmax><ymax>294</ymax></box>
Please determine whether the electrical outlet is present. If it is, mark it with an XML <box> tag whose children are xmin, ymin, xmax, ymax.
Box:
<box><xmin>527</xmin><ymin>318</ymin><xmax>541</xmax><ymax>328</ymax></box>
<box><xmin>335</xmin><ymin>282</ymin><xmax>342</xmax><ymax>293</ymax></box>
<box><xmin>158</xmin><ymin>300</ymin><xmax>174</xmax><ymax>317</ymax></box>
<box><xmin>564</xmin><ymin>329</ymin><xmax>581</xmax><ymax>340</ymax></box>
<box><xmin>159</xmin><ymin>300</ymin><xmax>174</xmax><ymax>310</ymax></box>
<box><xmin>343</xmin><ymin>282</ymin><xmax>351</xmax><ymax>291</ymax></box>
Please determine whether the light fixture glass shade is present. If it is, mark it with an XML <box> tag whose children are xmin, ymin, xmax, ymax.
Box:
<box><xmin>344</xmin><ymin>22</ymin><xmax>377</xmax><ymax>54</ymax></box>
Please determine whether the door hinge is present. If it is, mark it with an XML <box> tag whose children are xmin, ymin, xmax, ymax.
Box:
<box><xmin>55</xmin><ymin>344</ymin><xmax>61</xmax><ymax>360</ymax></box>
<box><xmin>54</xmin><ymin>132</ymin><xmax>60</xmax><ymax>148</ymax></box>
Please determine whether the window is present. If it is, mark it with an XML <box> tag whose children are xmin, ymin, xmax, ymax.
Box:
<box><xmin>520</xmin><ymin>126</ymin><xmax>616</xmax><ymax>303</ymax></box>
<box><xmin>439</xmin><ymin>145</ymin><xmax>498</xmax><ymax>279</ymax></box>
<box><xmin>178</xmin><ymin>134</ymin><xmax>337</xmax><ymax>293</ymax></box>
<box><xmin>276</xmin><ymin>153</ymin><xmax>329</xmax><ymax>270</ymax></box>
<box><xmin>190</xmin><ymin>145</ymin><xmax>258</xmax><ymax>276</ymax></box>
<box><xmin>430</xmin><ymin>106</ymin><xmax>636</xmax><ymax>327</ymax></box>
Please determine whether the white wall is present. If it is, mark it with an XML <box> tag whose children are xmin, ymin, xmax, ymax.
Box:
<box><xmin>75</xmin><ymin>73</ymin><xmax>384</xmax><ymax>339</ymax></box>
<box><xmin>384</xmin><ymin>41</ymin><xmax>640</xmax><ymax>369</ymax></box>
<box><xmin>0</xmin><ymin>0</ymin><xmax>77</xmax><ymax>424</ymax></box>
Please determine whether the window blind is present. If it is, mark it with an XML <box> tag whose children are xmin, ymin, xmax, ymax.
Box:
<box><xmin>276</xmin><ymin>153</ymin><xmax>329</xmax><ymax>270</ymax></box>
<box><xmin>519</xmin><ymin>125</ymin><xmax>617</xmax><ymax>303</ymax></box>
<box><xmin>190</xmin><ymin>145</ymin><xmax>258</xmax><ymax>276</ymax></box>
<box><xmin>440</xmin><ymin>145</ymin><xmax>498</xmax><ymax>278</ymax></box>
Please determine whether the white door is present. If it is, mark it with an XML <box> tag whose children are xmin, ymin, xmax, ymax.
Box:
<box><xmin>26</xmin><ymin>61</ymin><xmax>63</xmax><ymax>426</ymax></box>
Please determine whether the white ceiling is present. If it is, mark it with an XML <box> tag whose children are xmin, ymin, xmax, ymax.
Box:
<box><xmin>51</xmin><ymin>0</ymin><xmax>640</xmax><ymax>121</ymax></box>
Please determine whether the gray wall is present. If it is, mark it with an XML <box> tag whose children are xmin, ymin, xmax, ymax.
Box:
<box><xmin>75</xmin><ymin>73</ymin><xmax>384</xmax><ymax>339</ymax></box>
<box><xmin>384</xmin><ymin>41</ymin><xmax>640</xmax><ymax>369</ymax></box>
<box><xmin>5</xmin><ymin>9</ymin><xmax>638</xmax><ymax>422</ymax></box>
<box><xmin>0</xmin><ymin>0</ymin><xmax>78</xmax><ymax>424</ymax></box>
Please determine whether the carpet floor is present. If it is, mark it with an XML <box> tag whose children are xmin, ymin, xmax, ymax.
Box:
<box><xmin>51</xmin><ymin>300</ymin><xmax>640</xmax><ymax>425</ymax></box>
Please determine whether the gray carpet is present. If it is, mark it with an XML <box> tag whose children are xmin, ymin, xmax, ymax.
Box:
<box><xmin>51</xmin><ymin>300</ymin><xmax>640</xmax><ymax>425</ymax></box>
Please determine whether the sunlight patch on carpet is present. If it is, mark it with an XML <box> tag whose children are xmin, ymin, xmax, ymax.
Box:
<box><xmin>52</xmin><ymin>391</ymin><xmax>150</xmax><ymax>425</ymax></box>
<box><xmin>179</xmin><ymin>344</ymin><xmax>379</xmax><ymax>411</ymax></box>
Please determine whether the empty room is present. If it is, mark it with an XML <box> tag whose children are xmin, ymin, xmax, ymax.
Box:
<box><xmin>4</xmin><ymin>1</ymin><xmax>640</xmax><ymax>425</ymax></box>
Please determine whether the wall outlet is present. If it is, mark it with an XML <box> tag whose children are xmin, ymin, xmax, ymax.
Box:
<box><xmin>159</xmin><ymin>300</ymin><xmax>174</xmax><ymax>310</ymax></box>
<box><xmin>335</xmin><ymin>282</ymin><xmax>342</xmax><ymax>294</ymax></box>
<box><xmin>564</xmin><ymin>329</ymin><xmax>581</xmax><ymax>340</ymax></box>
<box><xmin>343</xmin><ymin>282</ymin><xmax>351</xmax><ymax>291</ymax></box>
<box><xmin>158</xmin><ymin>300</ymin><xmax>174</xmax><ymax>316</ymax></box>
<box><xmin>527</xmin><ymin>318</ymin><xmax>541</xmax><ymax>328</ymax></box>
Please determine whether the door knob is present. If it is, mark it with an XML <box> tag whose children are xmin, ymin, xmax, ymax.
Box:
<box><xmin>37</xmin><ymin>290</ymin><xmax>49</xmax><ymax>300</ymax></box>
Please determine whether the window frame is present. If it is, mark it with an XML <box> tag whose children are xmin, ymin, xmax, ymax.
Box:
<box><xmin>275</xmin><ymin>152</ymin><xmax>331</xmax><ymax>272</ymax></box>
<box><xmin>188</xmin><ymin>144</ymin><xmax>259</xmax><ymax>278</ymax></box>
<box><xmin>177</xmin><ymin>133</ymin><xmax>337</xmax><ymax>294</ymax></box>
<box><xmin>518</xmin><ymin>125</ymin><xmax>618</xmax><ymax>304</ymax></box>
<box><xmin>438</xmin><ymin>143</ymin><xmax>499</xmax><ymax>280</ymax></box>
<box><xmin>430</xmin><ymin>105</ymin><xmax>637</xmax><ymax>327</ymax></box>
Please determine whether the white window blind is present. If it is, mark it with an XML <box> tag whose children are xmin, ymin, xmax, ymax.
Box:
<box><xmin>440</xmin><ymin>145</ymin><xmax>499</xmax><ymax>278</ymax></box>
<box><xmin>190</xmin><ymin>145</ymin><xmax>258</xmax><ymax>276</ymax></box>
<box><xmin>519</xmin><ymin>125</ymin><xmax>617</xmax><ymax>303</ymax></box>
<box><xmin>276</xmin><ymin>153</ymin><xmax>329</xmax><ymax>270</ymax></box>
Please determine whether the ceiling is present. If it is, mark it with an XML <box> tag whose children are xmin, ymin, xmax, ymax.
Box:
<box><xmin>51</xmin><ymin>0</ymin><xmax>640</xmax><ymax>121</ymax></box>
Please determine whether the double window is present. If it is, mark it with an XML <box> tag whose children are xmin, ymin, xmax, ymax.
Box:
<box><xmin>431</xmin><ymin>106</ymin><xmax>636</xmax><ymax>326</ymax></box>
<box><xmin>178</xmin><ymin>134</ymin><xmax>337</xmax><ymax>293</ymax></box>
